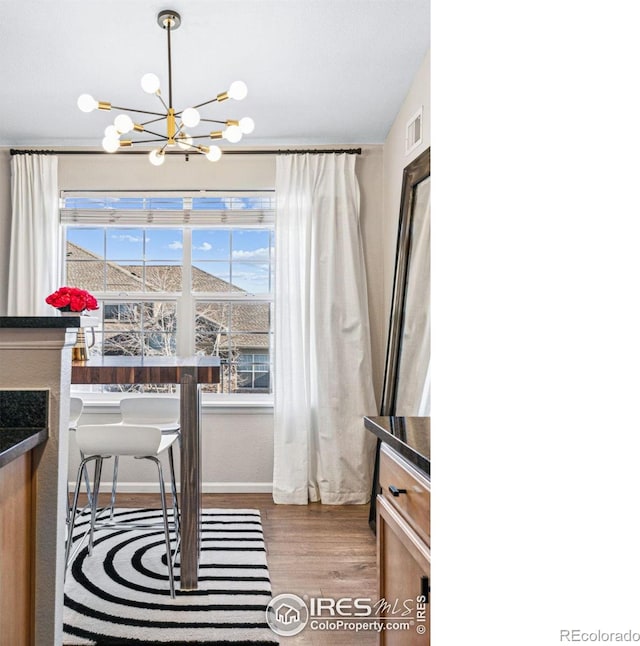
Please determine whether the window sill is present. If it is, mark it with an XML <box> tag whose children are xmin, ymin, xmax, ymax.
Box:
<box><xmin>76</xmin><ymin>393</ymin><xmax>273</xmax><ymax>414</ymax></box>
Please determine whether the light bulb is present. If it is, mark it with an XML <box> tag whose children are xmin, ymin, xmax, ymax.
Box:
<box><xmin>205</xmin><ymin>145</ymin><xmax>222</xmax><ymax>162</ymax></box>
<box><xmin>77</xmin><ymin>94</ymin><xmax>98</xmax><ymax>113</ymax></box>
<box><xmin>102</xmin><ymin>137</ymin><xmax>120</xmax><ymax>153</ymax></box>
<box><xmin>181</xmin><ymin>107</ymin><xmax>200</xmax><ymax>128</ymax></box>
<box><xmin>223</xmin><ymin>125</ymin><xmax>242</xmax><ymax>143</ymax></box>
<box><xmin>149</xmin><ymin>149</ymin><xmax>165</xmax><ymax>166</ymax></box>
<box><xmin>141</xmin><ymin>73</ymin><xmax>160</xmax><ymax>94</ymax></box>
<box><xmin>104</xmin><ymin>125</ymin><xmax>119</xmax><ymax>138</ymax></box>
<box><xmin>114</xmin><ymin>114</ymin><xmax>134</xmax><ymax>134</ymax></box>
<box><xmin>228</xmin><ymin>81</ymin><xmax>248</xmax><ymax>101</ymax></box>
<box><xmin>177</xmin><ymin>133</ymin><xmax>193</xmax><ymax>150</ymax></box>
<box><xmin>239</xmin><ymin>117</ymin><xmax>255</xmax><ymax>134</ymax></box>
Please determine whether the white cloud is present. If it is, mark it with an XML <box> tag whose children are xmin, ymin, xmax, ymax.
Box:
<box><xmin>194</xmin><ymin>242</ymin><xmax>213</xmax><ymax>251</ymax></box>
<box><xmin>168</xmin><ymin>240</ymin><xmax>183</xmax><ymax>249</ymax></box>
<box><xmin>233</xmin><ymin>271</ymin><xmax>268</xmax><ymax>282</ymax></box>
<box><xmin>112</xmin><ymin>234</ymin><xmax>142</xmax><ymax>243</ymax></box>
<box><xmin>232</xmin><ymin>246</ymin><xmax>272</xmax><ymax>261</ymax></box>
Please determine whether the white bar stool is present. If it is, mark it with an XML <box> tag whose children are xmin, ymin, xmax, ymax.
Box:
<box><xmin>65</xmin><ymin>423</ymin><xmax>181</xmax><ymax>597</ymax></box>
<box><xmin>109</xmin><ymin>397</ymin><xmax>181</xmax><ymax>516</ymax></box>
<box><xmin>67</xmin><ymin>397</ymin><xmax>93</xmax><ymax>523</ymax></box>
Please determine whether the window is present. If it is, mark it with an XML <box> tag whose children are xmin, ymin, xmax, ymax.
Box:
<box><xmin>61</xmin><ymin>192</ymin><xmax>275</xmax><ymax>397</ymax></box>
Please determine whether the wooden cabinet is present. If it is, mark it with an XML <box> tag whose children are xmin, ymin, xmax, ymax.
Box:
<box><xmin>377</xmin><ymin>444</ymin><xmax>430</xmax><ymax>645</ymax></box>
<box><xmin>0</xmin><ymin>452</ymin><xmax>33</xmax><ymax>646</ymax></box>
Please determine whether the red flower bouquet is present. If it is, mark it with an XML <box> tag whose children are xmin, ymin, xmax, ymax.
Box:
<box><xmin>46</xmin><ymin>286</ymin><xmax>99</xmax><ymax>313</ymax></box>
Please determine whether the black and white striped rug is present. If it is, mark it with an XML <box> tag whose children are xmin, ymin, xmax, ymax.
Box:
<box><xmin>63</xmin><ymin>508</ymin><xmax>279</xmax><ymax>645</ymax></box>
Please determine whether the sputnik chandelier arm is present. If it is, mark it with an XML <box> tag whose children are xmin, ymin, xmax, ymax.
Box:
<box><xmin>77</xmin><ymin>10</ymin><xmax>254</xmax><ymax>165</ymax></box>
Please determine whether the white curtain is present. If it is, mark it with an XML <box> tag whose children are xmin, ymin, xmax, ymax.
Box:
<box><xmin>273</xmin><ymin>153</ymin><xmax>377</xmax><ymax>504</ymax></box>
<box><xmin>8</xmin><ymin>155</ymin><xmax>60</xmax><ymax>315</ymax></box>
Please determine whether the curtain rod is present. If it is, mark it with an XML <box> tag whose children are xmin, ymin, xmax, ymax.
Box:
<box><xmin>9</xmin><ymin>147</ymin><xmax>361</xmax><ymax>157</ymax></box>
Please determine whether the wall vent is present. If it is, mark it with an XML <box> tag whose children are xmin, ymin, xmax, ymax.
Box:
<box><xmin>405</xmin><ymin>106</ymin><xmax>423</xmax><ymax>155</ymax></box>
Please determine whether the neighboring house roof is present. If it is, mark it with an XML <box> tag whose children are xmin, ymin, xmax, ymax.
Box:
<box><xmin>67</xmin><ymin>241</ymin><xmax>144</xmax><ymax>292</ymax></box>
<box><xmin>66</xmin><ymin>241</ymin><xmax>269</xmax><ymax>350</ymax></box>
<box><xmin>121</xmin><ymin>264</ymin><xmax>245</xmax><ymax>294</ymax></box>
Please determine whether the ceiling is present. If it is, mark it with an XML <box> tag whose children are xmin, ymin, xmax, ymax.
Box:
<box><xmin>0</xmin><ymin>0</ymin><xmax>429</xmax><ymax>149</ymax></box>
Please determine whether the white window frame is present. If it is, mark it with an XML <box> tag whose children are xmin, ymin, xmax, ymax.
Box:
<box><xmin>60</xmin><ymin>190</ymin><xmax>275</xmax><ymax>406</ymax></box>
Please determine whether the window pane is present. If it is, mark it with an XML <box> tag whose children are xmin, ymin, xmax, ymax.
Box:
<box><xmin>107</xmin><ymin>263</ymin><xmax>144</xmax><ymax>291</ymax></box>
<box><xmin>104</xmin><ymin>302</ymin><xmax>141</xmax><ymax>330</ymax></box>
<box><xmin>67</xmin><ymin>228</ymin><xmax>104</xmax><ymax>258</ymax></box>
<box><xmin>144</xmin><ymin>263</ymin><xmax>182</xmax><ymax>291</ymax></box>
<box><xmin>192</xmin><ymin>196</ymin><xmax>228</xmax><ymax>210</ymax></box>
<box><xmin>231</xmin><ymin>229</ymin><xmax>271</xmax><ymax>260</ymax></box>
<box><xmin>67</xmin><ymin>260</ymin><xmax>105</xmax><ymax>292</ymax></box>
<box><xmin>145</xmin><ymin>229</ymin><xmax>183</xmax><ymax>261</ymax></box>
<box><xmin>143</xmin><ymin>331</ymin><xmax>176</xmax><ymax>356</ymax></box>
<box><xmin>146</xmin><ymin>197</ymin><xmax>183</xmax><ymax>210</ymax></box>
<box><xmin>231</xmin><ymin>230</ymin><xmax>272</xmax><ymax>293</ymax></box>
<box><xmin>142</xmin><ymin>301</ymin><xmax>176</xmax><ymax>331</ymax></box>
<box><xmin>192</xmin><ymin>262</ymin><xmax>235</xmax><ymax>292</ymax></box>
<box><xmin>231</xmin><ymin>302</ymin><xmax>271</xmax><ymax>334</ymax></box>
<box><xmin>196</xmin><ymin>302</ymin><xmax>230</xmax><ymax>330</ymax></box>
<box><xmin>102</xmin><ymin>330</ymin><xmax>142</xmax><ymax>356</ymax></box>
<box><xmin>107</xmin><ymin>228</ymin><xmax>144</xmax><ymax>260</ymax></box>
<box><xmin>100</xmin><ymin>301</ymin><xmax>177</xmax><ymax>357</ymax></box>
<box><xmin>193</xmin><ymin>230</ymin><xmax>230</xmax><ymax>260</ymax></box>
<box><xmin>196</xmin><ymin>329</ymin><xmax>230</xmax><ymax>356</ymax></box>
<box><xmin>231</xmin><ymin>262</ymin><xmax>270</xmax><ymax>294</ymax></box>
<box><xmin>195</xmin><ymin>301</ymin><xmax>271</xmax><ymax>394</ymax></box>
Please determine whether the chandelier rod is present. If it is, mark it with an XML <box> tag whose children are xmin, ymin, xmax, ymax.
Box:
<box><xmin>155</xmin><ymin>93</ymin><xmax>170</xmax><ymax>113</ymax></box>
<box><xmin>110</xmin><ymin>105</ymin><xmax>166</xmax><ymax>117</ymax></box>
<box><xmin>140</xmin><ymin>116</ymin><xmax>168</xmax><ymax>126</ymax></box>
<box><xmin>130</xmin><ymin>137</ymin><xmax>170</xmax><ymax>144</ymax></box>
<box><xmin>192</xmin><ymin>97</ymin><xmax>221</xmax><ymax>110</ymax></box>
<box><xmin>166</xmin><ymin>16</ymin><xmax>174</xmax><ymax>109</ymax></box>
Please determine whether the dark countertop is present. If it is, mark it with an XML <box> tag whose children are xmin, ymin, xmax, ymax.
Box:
<box><xmin>0</xmin><ymin>316</ymin><xmax>81</xmax><ymax>328</ymax></box>
<box><xmin>0</xmin><ymin>390</ymin><xmax>49</xmax><ymax>468</ymax></box>
<box><xmin>0</xmin><ymin>428</ymin><xmax>48</xmax><ymax>468</ymax></box>
<box><xmin>365</xmin><ymin>416</ymin><xmax>430</xmax><ymax>477</ymax></box>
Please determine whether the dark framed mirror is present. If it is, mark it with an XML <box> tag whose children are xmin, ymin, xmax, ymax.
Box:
<box><xmin>369</xmin><ymin>148</ymin><xmax>430</xmax><ymax>531</ymax></box>
<box><xmin>381</xmin><ymin>147</ymin><xmax>431</xmax><ymax>416</ymax></box>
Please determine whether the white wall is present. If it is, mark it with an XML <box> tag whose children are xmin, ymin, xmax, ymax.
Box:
<box><xmin>382</xmin><ymin>50</ymin><xmax>431</xmax><ymax>325</ymax></box>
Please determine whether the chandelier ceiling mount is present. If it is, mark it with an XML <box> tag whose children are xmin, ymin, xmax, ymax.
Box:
<box><xmin>77</xmin><ymin>9</ymin><xmax>254</xmax><ymax>165</ymax></box>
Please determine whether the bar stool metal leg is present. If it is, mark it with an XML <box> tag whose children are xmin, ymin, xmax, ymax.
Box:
<box><xmin>109</xmin><ymin>456</ymin><xmax>119</xmax><ymax>520</ymax></box>
<box><xmin>167</xmin><ymin>445</ymin><xmax>180</xmax><ymax>536</ymax></box>
<box><xmin>88</xmin><ymin>457</ymin><xmax>104</xmax><ymax>556</ymax></box>
<box><xmin>145</xmin><ymin>456</ymin><xmax>176</xmax><ymax>598</ymax></box>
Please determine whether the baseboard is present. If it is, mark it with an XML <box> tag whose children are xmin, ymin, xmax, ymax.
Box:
<box><xmin>70</xmin><ymin>481</ymin><xmax>274</xmax><ymax>494</ymax></box>
<box><xmin>201</xmin><ymin>482</ymin><xmax>273</xmax><ymax>494</ymax></box>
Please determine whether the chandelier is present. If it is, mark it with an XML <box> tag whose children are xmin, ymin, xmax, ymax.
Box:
<box><xmin>77</xmin><ymin>9</ymin><xmax>254</xmax><ymax>165</ymax></box>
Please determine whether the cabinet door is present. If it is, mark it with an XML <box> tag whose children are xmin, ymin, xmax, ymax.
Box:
<box><xmin>0</xmin><ymin>452</ymin><xmax>33</xmax><ymax>646</ymax></box>
<box><xmin>379</xmin><ymin>444</ymin><xmax>430</xmax><ymax>546</ymax></box>
<box><xmin>377</xmin><ymin>495</ymin><xmax>430</xmax><ymax>646</ymax></box>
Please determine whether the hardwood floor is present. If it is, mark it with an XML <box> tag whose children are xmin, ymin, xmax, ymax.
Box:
<box><xmin>92</xmin><ymin>492</ymin><xmax>378</xmax><ymax>645</ymax></box>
